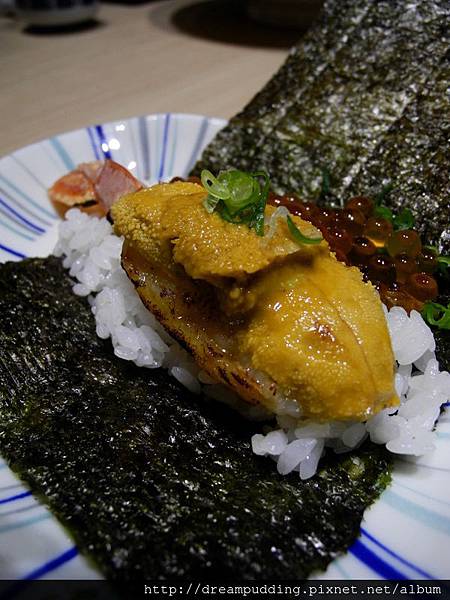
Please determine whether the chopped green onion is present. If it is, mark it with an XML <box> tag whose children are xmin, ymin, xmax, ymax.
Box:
<box><xmin>437</xmin><ymin>255</ymin><xmax>450</xmax><ymax>278</ymax></box>
<box><xmin>373</xmin><ymin>184</ymin><xmax>414</xmax><ymax>232</ymax></box>
<box><xmin>421</xmin><ymin>301</ymin><xmax>450</xmax><ymax>330</ymax></box>
<box><xmin>203</xmin><ymin>194</ymin><xmax>220</xmax><ymax>214</ymax></box>
<box><xmin>219</xmin><ymin>170</ymin><xmax>257</xmax><ymax>215</ymax></box>
<box><xmin>200</xmin><ymin>168</ymin><xmax>270</xmax><ymax>237</ymax></box>
<box><xmin>248</xmin><ymin>171</ymin><xmax>270</xmax><ymax>236</ymax></box>
<box><xmin>393</xmin><ymin>208</ymin><xmax>415</xmax><ymax>230</ymax></box>
<box><xmin>201</xmin><ymin>169</ymin><xmax>230</xmax><ymax>200</ymax></box>
<box><xmin>425</xmin><ymin>249</ymin><xmax>450</xmax><ymax>278</ymax></box>
<box><xmin>373</xmin><ymin>204</ymin><xmax>394</xmax><ymax>223</ymax></box>
<box><xmin>200</xmin><ymin>169</ymin><xmax>322</xmax><ymax>244</ymax></box>
<box><xmin>286</xmin><ymin>215</ymin><xmax>323</xmax><ymax>245</ymax></box>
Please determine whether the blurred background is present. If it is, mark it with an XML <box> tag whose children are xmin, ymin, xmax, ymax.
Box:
<box><xmin>0</xmin><ymin>0</ymin><xmax>323</xmax><ymax>155</ymax></box>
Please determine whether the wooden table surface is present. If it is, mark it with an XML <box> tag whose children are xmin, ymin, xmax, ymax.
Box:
<box><xmin>0</xmin><ymin>0</ymin><xmax>302</xmax><ymax>157</ymax></box>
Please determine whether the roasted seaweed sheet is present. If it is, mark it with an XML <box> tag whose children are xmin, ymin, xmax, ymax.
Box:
<box><xmin>193</xmin><ymin>0</ymin><xmax>450</xmax><ymax>253</ymax></box>
<box><xmin>0</xmin><ymin>257</ymin><xmax>391</xmax><ymax>579</ymax></box>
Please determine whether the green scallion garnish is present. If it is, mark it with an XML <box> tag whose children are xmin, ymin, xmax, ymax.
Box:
<box><xmin>437</xmin><ymin>255</ymin><xmax>450</xmax><ymax>278</ymax></box>
<box><xmin>373</xmin><ymin>204</ymin><xmax>394</xmax><ymax>223</ymax></box>
<box><xmin>421</xmin><ymin>301</ymin><xmax>450</xmax><ymax>330</ymax></box>
<box><xmin>286</xmin><ymin>215</ymin><xmax>323</xmax><ymax>245</ymax></box>
<box><xmin>393</xmin><ymin>207</ymin><xmax>415</xmax><ymax>230</ymax></box>
<box><xmin>373</xmin><ymin>187</ymin><xmax>415</xmax><ymax>231</ymax></box>
<box><xmin>201</xmin><ymin>169</ymin><xmax>323</xmax><ymax>245</ymax></box>
<box><xmin>201</xmin><ymin>169</ymin><xmax>231</xmax><ymax>201</ymax></box>
<box><xmin>201</xmin><ymin>169</ymin><xmax>269</xmax><ymax>236</ymax></box>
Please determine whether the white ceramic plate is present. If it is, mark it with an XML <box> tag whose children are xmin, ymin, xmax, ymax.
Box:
<box><xmin>0</xmin><ymin>113</ymin><xmax>449</xmax><ymax>581</ymax></box>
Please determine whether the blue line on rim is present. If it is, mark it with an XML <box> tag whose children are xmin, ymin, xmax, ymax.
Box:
<box><xmin>349</xmin><ymin>539</ymin><xmax>408</xmax><ymax>580</ymax></box>
<box><xmin>0</xmin><ymin>215</ymin><xmax>35</xmax><ymax>241</ymax></box>
<box><xmin>0</xmin><ymin>185</ymin><xmax>52</xmax><ymax>228</ymax></box>
<box><xmin>0</xmin><ymin>513</ymin><xmax>50</xmax><ymax>536</ymax></box>
<box><xmin>394</xmin><ymin>479</ymin><xmax>450</xmax><ymax>508</ymax></box>
<box><xmin>87</xmin><ymin>127</ymin><xmax>101</xmax><ymax>160</ymax></box>
<box><xmin>0</xmin><ymin>174</ymin><xmax>56</xmax><ymax>220</ymax></box>
<box><xmin>167</xmin><ymin>118</ymin><xmax>178</xmax><ymax>176</ymax></box>
<box><xmin>0</xmin><ymin>484</ymin><xmax>23</xmax><ymax>492</ymax></box>
<box><xmin>95</xmin><ymin>125</ymin><xmax>112</xmax><ymax>159</ymax></box>
<box><xmin>10</xmin><ymin>155</ymin><xmax>47</xmax><ymax>191</ymax></box>
<box><xmin>333</xmin><ymin>559</ymin><xmax>353</xmax><ymax>579</ymax></box>
<box><xmin>361</xmin><ymin>528</ymin><xmax>435</xmax><ymax>579</ymax></box>
<box><xmin>0</xmin><ymin>491</ymin><xmax>32</xmax><ymax>505</ymax></box>
<box><xmin>183</xmin><ymin>116</ymin><xmax>209</xmax><ymax>177</ymax></box>
<box><xmin>0</xmin><ymin>197</ymin><xmax>45</xmax><ymax>234</ymax></box>
<box><xmin>0</xmin><ymin>243</ymin><xmax>26</xmax><ymax>259</ymax></box>
<box><xmin>0</xmin><ymin>546</ymin><xmax>78</xmax><ymax>598</ymax></box>
<box><xmin>49</xmin><ymin>137</ymin><xmax>75</xmax><ymax>171</ymax></box>
<box><xmin>158</xmin><ymin>113</ymin><xmax>171</xmax><ymax>181</ymax></box>
<box><xmin>24</xmin><ymin>546</ymin><xmax>78</xmax><ymax>580</ymax></box>
<box><xmin>138</xmin><ymin>116</ymin><xmax>151</xmax><ymax>180</ymax></box>
<box><xmin>0</xmin><ymin>503</ymin><xmax>40</xmax><ymax>519</ymax></box>
<box><xmin>383</xmin><ymin>489</ymin><xmax>450</xmax><ymax>535</ymax></box>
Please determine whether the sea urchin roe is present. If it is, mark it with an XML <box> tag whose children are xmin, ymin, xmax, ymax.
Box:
<box><xmin>112</xmin><ymin>182</ymin><xmax>398</xmax><ymax>423</ymax></box>
<box><xmin>111</xmin><ymin>183</ymin><xmax>323</xmax><ymax>283</ymax></box>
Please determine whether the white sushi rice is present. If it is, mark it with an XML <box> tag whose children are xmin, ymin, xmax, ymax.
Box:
<box><xmin>55</xmin><ymin>209</ymin><xmax>450</xmax><ymax>480</ymax></box>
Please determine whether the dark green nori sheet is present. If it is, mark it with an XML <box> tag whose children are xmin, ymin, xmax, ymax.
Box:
<box><xmin>193</xmin><ymin>0</ymin><xmax>450</xmax><ymax>253</ymax></box>
<box><xmin>0</xmin><ymin>257</ymin><xmax>392</xmax><ymax>579</ymax></box>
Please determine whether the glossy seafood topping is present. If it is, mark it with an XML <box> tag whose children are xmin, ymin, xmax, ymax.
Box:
<box><xmin>269</xmin><ymin>193</ymin><xmax>442</xmax><ymax>313</ymax></box>
<box><xmin>112</xmin><ymin>182</ymin><xmax>399</xmax><ymax>422</ymax></box>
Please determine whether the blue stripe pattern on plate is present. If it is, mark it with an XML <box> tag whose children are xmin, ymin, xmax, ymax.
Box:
<box><xmin>23</xmin><ymin>546</ymin><xmax>78</xmax><ymax>580</ymax></box>
<box><xmin>0</xmin><ymin>174</ymin><xmax>56</xmax><ymax>220</ymax></box>
<box><xmin>0</xmin><ymin>492</ymin><xmax>32</xmax><ymax>506</ymax></box>
<box><xmin>0</xmin><ymin>504</ymin><xmax>41</xmax><ymax>519</ymax></box>
<box><xmin>138</xmin><ymin>116</ymin><xmax>151</xmax><ymax>180</ymax></box>
<box><xmin>360</xmin><ymin>528</ymin><xmax>435</xmax><ymax>579</ymax></box>
<box><xmin>49</xmin><ymin>137</ymin><xmax>75</xmax><ymax>171</ymax></box>
<box><xmin>158</xmin><ymin>113</ymin><xmax>171</xmax><ymax>181</ymax></box>
<box><xmin>350</xmin><ymin>539</ymin><xmax>408</xmax><ymax>580</ymax></box>
<box><xmin>95</xmin><ymin>125</ymin><xmax>112</xmax><ymax>159</ymax></box>
<box><xmin>0</xmin><ymin>243</ymin><xmax>26</xmax><ymax>259</ymax></box>
<box><xmin>0</xmin><ymin>547</ymin><xmax>78</xmax><ymax>600</ymax></box>
<box><xmin>0</xmin><ymin>196</ymin><xmax>45</xmax><ymax>234</ymax></box>
<box><xmin>86</xmin><ymin>127</ymin><xmax>101</xmax><ymax>160</ymax></box>
<box><xmin>0</xmin><ymin>215</ymin><xmax>34</xmax><ymax>241</ymax></box>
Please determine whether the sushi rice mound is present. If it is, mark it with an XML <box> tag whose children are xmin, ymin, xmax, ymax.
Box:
<box><xmin>54</xmin><ymin>209</ymin><xmax>450</xmax><ymax>480</ymax></box>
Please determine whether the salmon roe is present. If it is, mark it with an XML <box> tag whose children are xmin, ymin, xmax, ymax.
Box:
<box><xmin>267</xmin><ymin>193</ymin><xmax>439</xmax><ymax>313</ymax></box>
